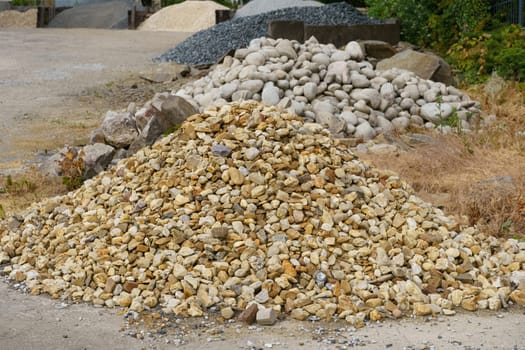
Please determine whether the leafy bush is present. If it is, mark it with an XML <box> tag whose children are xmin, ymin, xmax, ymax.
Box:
<box><xmin>428</xmin><ymin>0</ymin><xmax>490</xmax><ymax>52</ymax></box>
<box><xmin>10</xmin><ymin>0</ymin><xmax>38</xmax><ymax>6</ymax></box>
<box><xmin>365</xmin><ymin>0</ymin><xmax>490</xmax><ymax>48</ymax></box>
<box><xmin>366</xmin><ymin>0</ymin><xmax>435</xmax><ymax>45</ymax></box>
<box><xmin>496</xmin><ymin>47</ymin><xmax>525</xmax><ymax>81</ymax></box>
<box><xmin>447</xmin><ymin>24</ymin><xmax>525</xmax><ymax>83</ymax></box>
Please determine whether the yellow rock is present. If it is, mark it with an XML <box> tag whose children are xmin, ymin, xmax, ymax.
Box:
<box><xmin>510</xmin><ymin>290</ymin><xmax>525</xmax><ymax>306</ymax></box>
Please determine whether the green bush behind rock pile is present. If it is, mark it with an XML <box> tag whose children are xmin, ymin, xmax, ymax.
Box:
<box><xmin>366</xmin><ymin>0</ymin><xmax>525</xmax><ymax>83</ymax></box>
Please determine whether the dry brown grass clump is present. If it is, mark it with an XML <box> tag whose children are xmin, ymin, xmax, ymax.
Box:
<box><xmin>0</xmin><ymin>169</ymin><xmax>66</xmax><ymax>218</ymax></box>
<box><xmin>361</xmin><ymin>81</ymin><xmax>525</xmax><ymax>238</ymax></box>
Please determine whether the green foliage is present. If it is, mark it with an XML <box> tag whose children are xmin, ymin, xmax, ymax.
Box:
<box><xmin>428</xmin><ymin>0</ymin><xmax>490</xmax><ymax>52</ymax></box>
<box><xmin>365</xmin><ymin>0</ymin><xmax>489</xmax><ymax>48</ymax></box>
<box><xmin>447</xmin><ymin>24</ymin><xmax>525</xmax><ymax>83</ymax></box>
<box><xmin>160</xmin><ymin>0</ymin><xmax>238</xmax><ymax>9</ymax></box>
<box><xmin>163</xmin><ymin>124</ymin><xmax>181</xmax><ymax>136</ymax></box>
<box><xmin>496</xmin><ymin>47</ymin><xmax>525</xmax><ymax>81</ymax></box>
<box><xmin>10</xmin><ymin>0</ymin><xmax>38</xmax><ymax>6</ymax></box>
<box><xmin>366</xmin><ymin>0</ymin><xmax>436</xmax><ymax>45</ymax></box>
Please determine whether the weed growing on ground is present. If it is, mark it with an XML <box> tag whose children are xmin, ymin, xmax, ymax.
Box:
<box><xmin>59</xmin><ymin>148</ymin><xmax>85</xmax><ymax>191</ymax></box>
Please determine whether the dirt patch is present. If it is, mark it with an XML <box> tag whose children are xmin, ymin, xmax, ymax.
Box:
<box><xmin>0</xmin><ymin>28</ymin><xmax>191</xmax><ymax>173</ymax></box>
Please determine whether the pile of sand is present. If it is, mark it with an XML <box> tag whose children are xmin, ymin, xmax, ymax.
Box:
<box><xmin>138</xmin><ymin>0</ymin><xmax>228</xmax><ymax>32</ymax></box>
<box><xmin>0</xmin><ymin>9</ymin><xmax>37</xmax><ymax>28</ymax></box>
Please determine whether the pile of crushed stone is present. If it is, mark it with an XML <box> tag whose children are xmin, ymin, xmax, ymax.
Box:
<box><xmin>234</xmin><ymin>0</ymin><xmax>323</xmax><ymax>18</ymax></box>
<box><xmin>0</xmin><ymin>9</ymin><xmax>37</xmax><ymax>28</ymax></box>
<box><xmin>1</xmin><ymin>101</ymin><xmax>524</xmax><ymax>326</ymax></box>
<box><xmin>156</xmin><ymin>2</ymin><xmax>381</xmax><ymax>65</ymax></box>
<box><xmin>138</xmin><ymin>1</ymin><xmax>228</xmax><ymax>32</ymax></box>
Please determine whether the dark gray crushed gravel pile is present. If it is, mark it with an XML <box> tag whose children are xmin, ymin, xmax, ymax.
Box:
<box><xmin>155</xmin><ymin>2</ymin><xmax>381</xmax><ymax>65</ymax></box>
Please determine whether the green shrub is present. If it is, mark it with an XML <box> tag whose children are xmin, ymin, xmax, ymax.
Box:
<box><xmin>428</xmin><ymin>0</ymin><xmax>490</xmax><ymax>52</ymax></box>
<box><xmin>366</xmin><ymin>0</ymin><xmax>435</xmax><ymax>45</ymax></box>
<box><xmin>495</xmin><ymin>47</ymin><xmax>525</xmax><ymax>81</ymax></box>
<box><xmin>365</xmin><ymin>0</ymin><xmax>490</xmax><ymax>49</ymax></box>
<box><xmin>10</xmin><ymin>0</ymin><xmax>38</xmax><ymax>6</ymax></box>
<box><xmin>447</xmin><ymin>24</ymin><xmax>525</xmax><ymax>83</ymax></box>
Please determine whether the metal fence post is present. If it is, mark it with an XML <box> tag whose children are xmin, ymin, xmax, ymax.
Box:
<box><xmin>518</xmin><ymin>0</ymin><xmax>525</xmax><ymax>27</ymax></box>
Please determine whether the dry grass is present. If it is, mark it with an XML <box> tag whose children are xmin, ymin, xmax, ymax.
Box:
<box><xmin>361</xmin><ymin>81</ymin><xmax>525</xmax><ymax>237</ymax></box>
<box><xmin>0</xmin><ymin>168</ymin><xmax>66</xmax><ymax>218</ymax></box>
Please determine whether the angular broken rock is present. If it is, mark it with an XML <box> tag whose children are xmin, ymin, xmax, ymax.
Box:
<box><xmin>82</xmin><ymin>143</ymin><xmax>115</xmax><ymax>179</ymax></box>
<box><xmin>129</xmin><ymin>95</ymin><xmax>198</xmax><ymax>153</ymax></box>
<box><xmin>377</xmin><ymin>49</ymin><xmax>441</xmax><ymax>81</ymax></box>
<box><xmin>238</xmin><ymin>303</ymin><xmax>259</xmax><ymax>324</ymax></box>
<box><xmin>101</xmin><ymin>111</ymin><xmax>138</xmax><ymax>148</ymax></box>
<box><xmin>256</xmin><ymin>307</ymin><xmax>278</xmax><ymax>326</ymax></box>
<box><xmin>361</xmin><ymin>40</ymin><xmax>396</xmax><ymax>60</ymax></box>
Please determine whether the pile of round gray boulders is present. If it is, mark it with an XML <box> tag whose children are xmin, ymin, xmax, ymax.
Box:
<box><xmin>173</xmin><ymin>37</ymin><xmax>482</xmax><ymax>141</ymax></box>
<box><xmin>42</xmin><ymin>36</ymin><xmax>486</xmax><ymax>180</ymax></box>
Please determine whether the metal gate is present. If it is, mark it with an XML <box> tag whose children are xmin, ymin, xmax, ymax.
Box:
<box><xmin>491</xmin><ymin>0</ymin><xmax>525</xmax><ymax>26</ymax></box>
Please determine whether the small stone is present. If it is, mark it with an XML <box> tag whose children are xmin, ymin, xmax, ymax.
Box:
<box><xmin>255</xmin><ymin>289</ymin><xmax>270</xmax><ymax>304</ymax></box>
<box><xmin>461</xmin><ymin>298</ymin><xmax>478</xmax><ymax>311</ymax></box>
<box><xmin>228</xmin><ymin>168</ymin><xmax>245</xmax><ymax>185</ymax></box>
<box><xmin>510</xmin><ymin>290</ymin><xmax>525</xmax><ymax>306</ymax></box>
<box><xmin>221</xmin><ymin>307</ymin><xmax>235</xmax><ymax>320</ymax></box>
<box><xmin>244</xmin><ymin>147</ymin><xmax>260</xmax><ymax>160</ymax></box>
<box><xmin>212</xmin><ymin>144</ymin><xmax>232</xmax><ymax>157</ymax></box>
<box><xmin>290</xmin><ymin>308</ymin><xmax>309</xmax><ymax>321</ymax></box>
<box><xmin>238</xmin><ymin>303</ymin><xmax>258</xmax><ymax>324</ymax></box>
<box><xmin>115</xmin><ymin>293</ymin><xmax>132</xmax><ymax>307</ymax></box>
<box><xmin>256</xmin><ymin>307</ymin><xmax>278</xmax><ymax>326</ymax></box>
<box><xmin>413</xmin><ymin>304</ymin><xmax>433</xmax><ymax>316</ymax></box>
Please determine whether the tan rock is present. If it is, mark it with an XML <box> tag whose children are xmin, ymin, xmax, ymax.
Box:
<box><xmin>510</xmin><ymin>290</ymin><xmax>525</xmax><ymax>306</ymax></box>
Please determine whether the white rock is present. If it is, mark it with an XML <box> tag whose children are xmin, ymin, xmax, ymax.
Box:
<box><xmin>331</xmin><ymin>50</ymin><xmax>350</xmax><ymax>62</ymax></box>
<box><xmin>350</xmin><ymin>88</ymin><xmax>381</xmax><ymax>109</ymax></box>
<box><xmin>354</xmin><ymin>121</ymin><xmax>376</xmax><ymax>140</ymax></box>
<box><xmin>345</xmin><ymin>41</ymin><xmax>364</xmax><ymax>61</ymax></box>
<box><xmin>420</xmin><ymin>102</ymin><xmax>453</xmax><ymax>123</ymax></box>
<box><xmin>245</xmin><ymin>52</ymin><xmax>266</xmax><ymax>66</ymax></box>
<box><xmin>303</xmin><ymin>82</ymin><xmax>318</xmax><ymax>101</ymax></box>
<box><xmin>312</xmin><ymin>53</ymin><xmax>330</xmax><ymax>66</ymax></box>
<box><xmin>261</xmin><ymin>83</ymin><xmax>281</xmax><ymax>105</ymax></box>
<box><xmin>392</xmin><ymin>116</ymin><xmax>410</xmax><ymax>131</ymax></box>
<box><xmin>275</xmin><ymin>39</ymin><xmax>297</xmax><ymax>59</ymax></box>
<box><xmin>340</xmin><ymin>111</ymin><xmax>358</xmax><ymax>125</ymax></box>
<box><xmin>240</xmin><ymin>80</ymin><xmax>264</xmax><ymax>94</ymax></box>
<box><xmin>351</xmin><ymin>73</ymin><xmax>370</xmax><ymax>88</ymax></box>
<box><xmin>219</xmin><ymin>82</ymin><xmax>239</xmax><ymax>100</ymax></box>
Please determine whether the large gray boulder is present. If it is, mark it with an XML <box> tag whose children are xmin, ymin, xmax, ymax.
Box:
<box><xmin>101</xmin><ymin>111</ymin><xmax>138</xmax><ymax>148</ymax></box>
<box><xmin>82</xmin><ymin>143</ymin><xmax>115</xmax><ymax>178</ymax></box>
<box><xmin>360</xmin><ymin>40</ymin><xmax>396</xmax><ymax>60</ymax></box>
<box><xmin>129</xmin><ymin>96</ymin><xmax>198</xmax><ymax>152</ymax></box>
<box><xmin>377</xmin><ymin>49</ymin><xmax>441</xmax><ymax>80</ymax></box>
